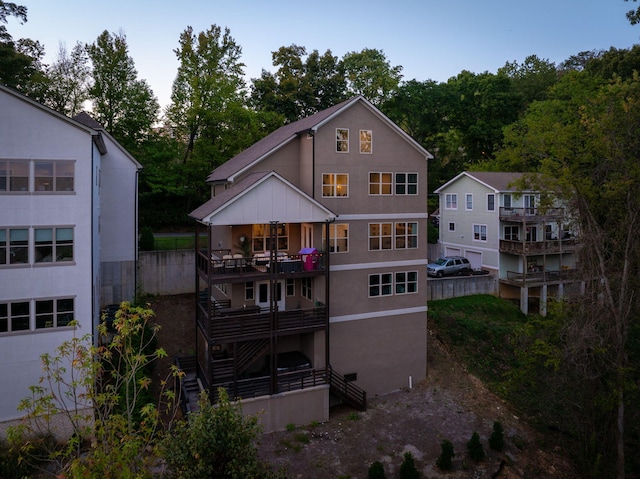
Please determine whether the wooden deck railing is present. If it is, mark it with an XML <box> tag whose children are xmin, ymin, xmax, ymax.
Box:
<box><xmin>328</xmin><ymin>366</ymin><xmax>367</xmax><ymax>411</ymax></box>
<box><xmin>504</xmin><ymin>268</ymin><xmax>577</xmax><ymax>285</ymax></box>
<box><xmin>500</xmin><ymin>238</ymin><xmax>578</xmax><ymax>254</ymax></box>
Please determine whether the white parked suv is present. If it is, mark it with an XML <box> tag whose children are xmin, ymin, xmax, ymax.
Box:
<box><xmin>427</xmin><ymin>256</ymin><xmax>472</xmax><ymax>277</ymax></box>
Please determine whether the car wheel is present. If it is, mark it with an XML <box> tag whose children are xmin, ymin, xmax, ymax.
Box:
<box><xmin>436</xmin><ymin>271</ymin><xmax>444</xmax><ymax>278</ymax></box>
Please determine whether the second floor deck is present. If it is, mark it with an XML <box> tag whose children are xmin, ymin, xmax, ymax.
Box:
<box><xmin>500</xmin><ymin>238</ymin><xmax>578</xmax><ymax>255</ymax></box>
<box><xmin>499</xmin><ymin>206</ymin><xmax>565</xmax><ymax>223</ymax></box>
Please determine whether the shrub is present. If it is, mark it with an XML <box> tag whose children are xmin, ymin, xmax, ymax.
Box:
<box><xmin>467</xmin><ymin>431</ymin><xmax>485</xmax><ymax>461</ymax></box>
<box><xmin>368</xmin><ymin>460</ymin><xmax>386</xmax><ymax>479</ymax></box>
<box><xmin>139</xmin><ymin>226</ymin><xmax>155</xmax><ymax>251</ymax></box>
<box><xmin>436</xmin><ymin>439</ymin><xmax>455</xmax><ymax>470</ymax></box>
<box><xmin>400</xmin><ymin>452</ymin><xmax>420</xmax><ymax>479</ymax></box>
<box><xmin>489</xmin><ymin>421</ymin><xmax>505</xmax><ymax>451</ymax></box>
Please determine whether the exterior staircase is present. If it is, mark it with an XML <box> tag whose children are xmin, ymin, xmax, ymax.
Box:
<box><xmin>328</xmin><ymin>366</ymin><xmax>367</xmax><ymax>411</ymax></box>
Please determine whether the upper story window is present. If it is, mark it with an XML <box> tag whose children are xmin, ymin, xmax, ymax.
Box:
<box><xmin>445</xmin><ymin>193</ymin><xmax>458</xmax><ymax>209</ymax></box>
<box><xmin>395</xmin><ymin>173</ymin><xmax>418</xmax><ymax>195</ymax></box>
<box><xmin>0</xmin><ymin>159</ymin><xmax>74</xmax><ymax>193</ymax></box>
<box><xmin>0</xmin><ymin>228</ymin><xmax>28</xmax><ymax>265</ymax></box>
<box><xmin>35</xmin><ymin>227</ymin><xmax>74</xmax><ymax>263</ymax></box>
<box><xmin>1</xmin><ymin>298</ymin><xmax>74</xmax><ymax>334</ymax></box>
<box><xmin>301</xmin><ymin>277</ymin><xmax>312</xmax><ymax>300</ymax></box>
<box><xmin>504</xmin><ymin>225</ymin><xmax>519</xmax><ymax>241</ymax></box>
<box><xmin>336</xmin><ymin>128</ymin><xmax>349</xmax><ymax>152</ymax></box>
<box><xmin>466</xmin><ymin>194</ymin><xmax>473</xmax><ymax>210</ymax></box>
<box><xmin>395</xmin><ymin>271</ymin><xmax>418</xmax><ymax>295</ymax></box>
<box><xmin>395</xmin><ymin>222</ymin><xmax>418</xmax><ymax>249</ymax></box>
<box><xmin>487</xmin><ymin>194</ymin><xmax>495</xmax><ymax>211</ymax></box>
<box><xmin>369</xmin><ymin>223</ymin><xmax>393</xmax><ymax>250</ymax></box>
<box><xmin>322</xmin><ymin>173</ymin><xmax>349</xmax><ymax>197</ymax></box>
<box><xmin>369</xmin><ymin>172</ymin><xmax>392</xmax><ymax>195</ymax></box>
<box><xmin>369</xmin><ymin>273</ymin><xmax>393</xmax><ymax>297</ymax></box>
<box><xmin>503</xmin><ymin>194</ymin><xmax>512</xmax><ymax>208</ymax></box>
<box><xmin>448</xmin><ymin>222</ymin><xmax>455</xmax><ymax>232</ymax></box>
<box><xmin>473</xmin><ymin>224</ymin><xmax>487</xmax><ymax>242</ymax></box>
<box><xmin>324</xmin><ymin>223</ymin><xmax>349</xmax><ymax>253</ymax></box>
<box><xmin>252</xmin><ymin>223</ymin><xmax>288</xmax><ymax>252</ymax></box>
<box><xmin>35</xmin><ymin>298</ymin><xmax>74</xmax><ymax>329</ymax></box>
<box><xmin>359</xmin><ymin>130</ymin><xmax>372</xmax><ymax>153</ymax></box>
<box><xmin>0</xmin><ymin>301</ymin><xmax>29</xmax><ymax>333</ymax></box>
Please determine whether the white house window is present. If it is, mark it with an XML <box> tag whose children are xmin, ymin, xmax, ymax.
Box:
<box><xmin>34</xmin><ymin>161</ymin><xmax>74</xmax><ymax>192</ymax></box>
<box><xmin>301</xmin><ymin>277</ymin><xmax>312</xmax><ymax>300</ymax></box>
<box><xmin>369</xmin><ymin>172</ymin><xmax>392</xmax><ymax>195</ymax></box>
<box><xmin>524</xmin><ymin>195</ymin><xmax>536</xmax><ymax>214</ymax></box>
<box><xmin>369</xmin><ymin>223</ymin><xmax>392</xmax><ymax>250</ymax></box>
<box><xmin>359</xmin><ymin>130</ymin><xmax>372</xmax><ymax>153</ymax></box>
<box><xmin>466</xmin><ymin>194</ymin><xmax>473</xmax><ymax>210</ymax></box>
<box><xmin>445</xmin><ymin>193</ymin><xmax>458</xmax><ymax>209</ymax></box>
<box><xmin>35</xmin><ymin>298</ymin><xmax>74</xmax><ymax>329</ymax></box>
<box><xmin>0</xmin><ymin>228</ymin><xmax>28</xmax><ymax>265</ymax></box>
<box><xmin>448</xmin><ymin>222</ymin><xmax>455</xmax><ymax>232</ymax></box>
<box><xmin>0</xmin><ymin>301</ymin><xmax>29</xmax><ymax>333</ymax></box>
<box><xmin>395</xmin><ymin>271</ymin><xmax>418</xmax><ymax>295</ymax></box>
<box><xmin>487</xmin><ymin>194</ymin><xmax>495</xmax><ymax>211</ymax></box>
<box><xmin>369</xmin><ymin>273</ymin><xmax>393</xmax><ymax>297</ymax></box>
<box><xmin>336</xmin><ymin>128</ymin><xmax>349</xmax><ymax>152</ymax></box>
<box><xmin>324</xmin><ymin>223</ymin><xmax>349</xmax><ymax>253</ymax></box>
<box><xmin>504</xmin><ymin>226</ymin><xmax>519</xmax><ymax>241</ymax></box>
<box><xmin>473</xmin><ymin>224</ymin><xmax>487</xmax><ymax>242</ymax></box>
<box><xmin>252</xmin><ymin>224</ymin><xmax>288</xmax><ymax>252</ymax></box>
<box><xmin>395</xmin><ymin>173</ymin><xmax>418</xmax><ymax>195</ymax></box>
<box><xmin>35</xmin><ymin>227</ymin><xmax>74</xmax><ymax>263</ymax></box>
<box><xmin>395</xmin><ymin>222</ymin><xmax>418</xmax><ymax>249</ymax></box>
<box><xmin>503</xmin><ymin>194</ymin><xmax>512</xmax><ymax>208</ymax></box>
<box><xmin>0</xmin><ymin>160</ymin><xmax>28</xmax><ymax>192</ymax></box>
<box><xmin>322</xmin><ymin>173</ymin><xmax>349</xmax><ymax>197</ymax></box>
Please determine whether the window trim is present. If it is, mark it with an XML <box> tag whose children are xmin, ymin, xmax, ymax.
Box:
<box><xmin>34</xmin><ymin>226</ymin><xmax>74</xmax><ymax>264</ymax></box>
<box><xmin>395</xmin><ymin>222</ymin><xmax>418</xmax><ymax>249</ymax></box>
<box><xmin>359</xmin><ymin>129</ymin><xmax>372</xmax><ymax>154</ymax></box>
<box><xmin>324</xmin><ymin>223</ymin><xmax>349</xmax><ymax>253</ymax></box>
<box><xmin>1</xmin><ymin>159</ymin><xmax>75</xmax><ymax>194</ymax></box>
<box><xmin>395</xmin><ymin>172</ymin><xmax>418</xmax><ymax>195</ymax></box>
<box><xmin>368</xmin><ymin>272</ymin><xmax>393</xmax><ymax>297</ymax></box>
<box><xmin>369</xmin><ymin>172</ymin><xmax>392</xmax><ymax>195</ymax></box>
<box><xmin>395</xmin><ymin>271</ymin><xmax>418</xmax><ymax>295</ymax></box>
<box><xmin>1</xmin><ymin>297</ymin><xmax>75</xmax><ymax>335</ymax></box>
<box><xmin>336</xmin><ymin>128</ymin><xmax>349</xmax><ymax>153</ymax></box>
<box><xmin>487</xmin><ymin>193</ymin><xmax>495</xmax><ymax>212</ymax></box>
<box><xmin>465</xmin><ymin>193</ymin><xmax>473</xmax><ymax>211</ymax></box>
<box><xmin>322</xmin><ymin>173</ymin><xmax>349</xmax><ymax>198</ymax></box>
<box><xmin>445</xmin><ymin>193</ymin><xmax>458</xmax><ymax>210</ymax></box>
<box><xmin>473</xmin><ymin>224</ymin><xmax>488</xmax><ymax>242</ymax></box>
<box><xmin>448</xmin><ymin>222</ymin><xmax>455</xmax><ymax>232</ymax></box>
<box><xmin>368</xmin><ymin>222</ymin><xmax>393</xmax><ymax>251</ymax></box>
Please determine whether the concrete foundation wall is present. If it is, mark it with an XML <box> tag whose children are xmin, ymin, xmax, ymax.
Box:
<box><xmin>427</xmin><ymin>274</ymin><xmax>499</xmax><ymax>301</ymax></box>
<box><xmin>101</xmin><ymin>260</ymin><xmax>137</xmax><ymax>306</ymax></box>
<box><xmin>238</xmin><ymin>385</ymin><xmax>329</xmax><ymax>432</ymax></box>
<box><xmin>138</xmin><ymin>250</ymin><xmax>195</xmax><ymax>296</ymax></box>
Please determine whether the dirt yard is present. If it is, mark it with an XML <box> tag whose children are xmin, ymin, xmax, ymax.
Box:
<box><xmin>148</xmin><ymin>294</ymin><xmax>579</xmax><ymax>479</ymax></box>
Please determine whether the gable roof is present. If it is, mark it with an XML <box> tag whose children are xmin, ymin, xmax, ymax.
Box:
<box><xmin>190</xmin><ymin>170</ymin><xmax>336</xmax><ymax>225</ymax></box>
<box><xmin>435</xmin><ymin>171</ymin><xmax>527</xmax><ymax>193</ymax></box>
<box><xmin>207</xmin><ymin>96</ymin><xmax>433</xmax><ymax>184</ymax></box>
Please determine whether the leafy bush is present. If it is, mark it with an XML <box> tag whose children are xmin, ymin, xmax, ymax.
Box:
<box><xmin>436</xmin><ymin>439</ymin><xmax>455</xmax><ymax>470</ymax></box>
<box><xmin>400</xmin><ymin>452</ymin><xmax>420</xmax><ymax>479</ymax></box>
<box><xmin>489</xmin><ymin>421</ymin><xmax>505</xmax><ymax>451</ymax></box>
<box><xmin>368</xmin><ymin>460</ymin><xmax>386</xmax><ymax>479</ymax></box>
<box><xmin>467</xmin><ymin>431</ymin><xmax>485</xmax><ymax>461</ymax></box>
<box><xmin>139</xmin><ymin>226</ymin><xmax>155</xmax><ymax>251</ymax></box>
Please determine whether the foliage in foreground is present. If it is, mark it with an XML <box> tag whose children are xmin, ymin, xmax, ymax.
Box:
<box><xmin>436</xmin><ymin>439</ymin><xmax>455</xmax><ymax>471</ymax></box>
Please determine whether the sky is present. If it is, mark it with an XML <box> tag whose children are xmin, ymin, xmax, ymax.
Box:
<box><xmin>9</xmin><ymin>0</ymin><xmax>640</xmax><ymax>110</ymax></box>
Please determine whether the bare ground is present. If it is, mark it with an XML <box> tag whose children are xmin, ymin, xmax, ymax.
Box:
<box><xmin>148</xmin><ymin>294</ymin><xmax>580</xmax><ymax>479</ymax></box>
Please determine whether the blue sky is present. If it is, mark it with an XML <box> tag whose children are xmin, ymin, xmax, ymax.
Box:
<box><xmin>10</xmin><ymin>0</ymin><xmax>640</xmax><ymax>109</ymax></box>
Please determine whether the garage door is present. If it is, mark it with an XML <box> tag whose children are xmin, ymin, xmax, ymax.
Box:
<box><xmin>466</xmin><ymin>251</ymin><xmax>482</xmax><ymax>270</ymax></box>
<box><xmin>445</xmin><ymin>247</ymin><xmax>461</xmax><ymax>257</ymax></box>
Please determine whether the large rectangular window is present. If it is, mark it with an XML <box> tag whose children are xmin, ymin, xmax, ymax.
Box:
<box><xmin>395</xmin><ymin>173</ymin><xmax>418</xmax><ymax>195</ymax></box>
<box><xmin>301</xmin><ymin>277</ymin><xmax>312</xmax><ymax>300</ymax></box>
<box><xmin>336</xmin><ymin>128</ymin><xmax>349</xmax><ymax>152</ymax></box>
<box><xmin>466</xmin><ymin>194</ymin><xmax>473</xmax><ymax>210</ymax></box>
<box><xmin>324</xmin><ymin>223</ymin><xmax>349</xmax><ymax>253</ymax></box>
<box><xmin>359</xmin><ymin>130</ymin><xmax>372</xmax><ymax>153</ymax></box>
<box><xmin>252</xmin><ymin>224</ymin><xmax>288</xmax><ymax>252</ymax></box>
<box><xmin>322</xmin><ymin>173</ymin><xmax>348</xmax><ymax>197</ymax></box>
<box><xmin>395</xmin><ymin>271</ymin><xmax>418</xmax><ymax>295</ymax></box>
<box><xmin>0</xmin><ymin>301</ymin><xmax>30</xmax><ymax>333</ymax></box>
<box><xmin>34</xmin><ymin>161</ymin><xmax>75</xmax><ymax>192</ymax></box>
<box><xmin>503</xmin><ymin>194</ymin><xmax>512</xmax><ymax>208</ymax></box>
<box><xmin>35</xmin><ymin>227</ymin><xmax>74</xmax><ymax>263</ymax></box>
<box><xmin>504</xmin><ymin>225</ymin><xmax>519</xmax><ymax>241</ymax></box>
<box><xmin>445</xmin><ymin>193</ymin><xmax>458</xmax><ymax>209</ymax></box>
<box><xmin>0</xmin><ymin>228</ymin><xmax>28</xmax><ymax>265</ymax></box>
<box><xmin>369</xmin><ymin>172</ymin><xmax>392</xmax><ymax>195</ymax></box>
<box><xmin>395</xmin><ymin>222</ymin><xmax>418</xmax><ymax>249</ymax></box>
<box><xmin>0</xmin><ymin>160</ymin><xmax>29</xmax><ymax>192</ymax></box>
<box><xmin>35</xmin><ymin>298</ymin><xmax>74</xmax><ymax>329</ymax></box>
<box><xmin>369</xmin><ymin>223</ymin><xmax>392</xmax><ymax>250</ymax></box>
<box><xmin>369</xmin><ymin>273</ymin><xmax>393</xmax><ymax>297</ymax></box>
<box><xmin>487</xmin><ymin>194</ymin><xmax>495</xmax><ymax>211</ymax></box>
<box><xmin>473</xmin><ymin>224</ymin><xmax>487</xmax><ymax>242</ymax></box>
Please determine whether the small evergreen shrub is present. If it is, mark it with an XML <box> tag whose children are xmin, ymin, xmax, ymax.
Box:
<box><xmin>436</xmin><ymin>439</ymin><xmax>455</xmax><ymax>470</ymax></box>
<box><xmin>139</xmin><ymin>226</ymin><xmax>155</xmax><ymax>251</ymax></box>
<box><xmin>467</xmin><ymin>431</ymin><xmax>485</xmax><ymax>461</ymax></box>
<box><xmin>368</xmin><ymin>460</ymin><xmax>386</xmax><ymax>479</ymax></box>
<box><xmin>489</xmin><ymin>421</ymin><xmax>505</xmax><ymax>451</ymax></box>
<box><xmin>400</xmin><ymin>452</ymin><xmax>420</xmax><ymax>479</ymax></box>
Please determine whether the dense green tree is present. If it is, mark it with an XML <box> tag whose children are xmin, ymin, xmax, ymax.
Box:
<box><xmin>498</xmin><ymin>54</ymin><xmax>558</xmax><ymax>103</ymax></box>
<box><xmin>87</xmin><ymin>30</ymin><xmax>159</xmax><ymax>152</ymax></box>
<box><xmin>42</xmin><ymin>42</ymin><xmax>90</xmax><ymax>116</ymax></box>
<box><xmin>341</xmin><ymin>47</ymin><xmax>402</xmax><ymax>106</ymax></box>
<box><xmin>250</xmin><ymin>44</ymin><xmax>346</xmax><ymax>122</ymax></box>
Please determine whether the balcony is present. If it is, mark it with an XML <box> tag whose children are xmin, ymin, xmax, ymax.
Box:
<box><xmin>502</xmin><ymin>268</ymin><xmax>578</xmax><ymax>286</ymax></box>
<box><xmin>500</xmin><ymin>238</ymin><xmax>578</xmax><ymax>255</ymax></box>
<box><xmin>196</xmin><ymin>249</ymin><xmax>326</xmax><ymax>283</ymax></box>
<box><xmin>499</xmin><ymin>207</ymin><xmax>565</xmax><ymax>223</ymax></box>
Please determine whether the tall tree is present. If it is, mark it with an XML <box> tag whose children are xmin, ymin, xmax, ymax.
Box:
<box><xmin>498</xmin><ymin>70</ymin><xmax>640</xmax><ymax>479</ymax></box>
<box><xmin>498</xmin><ymin>54</ymin><xmax>558</xmax><ymax>104</ymax></box>
<box><xmin>341</xmin><ymin>48</ymin><xmax>403</xmax><ymax>106</ymax></box>
<box><xmin>43</xmin><ymin>42</ymin><xmax>91</xmax><ymax>116</ymax></box>
<box><xmin>87</xmin><ymin>30</ymin><xmax>159</xmax><ymax>151</ymax></box>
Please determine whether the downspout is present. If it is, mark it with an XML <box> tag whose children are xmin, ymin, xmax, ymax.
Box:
<box><xmin>134</xmin><ymin>168</ymin><xmax>139</xmax><ymax>302</ymax></box>
<box><xmin>311</xmin><ymin>128</ymin><xmax>316</xmax><ymax>199</ymax></box>
<box><xmin>325</xmin><ymin>221</ymin><xmax>330</xmax><ymax>370</ymax></box>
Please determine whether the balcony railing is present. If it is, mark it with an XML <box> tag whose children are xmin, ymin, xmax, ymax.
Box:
<box><xmin>196</xmin><ymin>249</ymin><xmax>326</xmax><ymax>280</ymax></box>
<box><xmin>500</xmin><ymin>238</ymin><xmax>578</xmax><ymax>254</ymax></box>
<box><xmin>499</xmin><ymin>207</ymin><xmax>565</xmax><ymax>222</ymax></box>
<box><xmin>503</xmin><ymin>268</ymin><xmax>577</xmax><ymax>285</ymax></box>
<box><xmin>197</xmin><ymin>304</ymin><xmax>326</xmax><ymax>342</ymax></box>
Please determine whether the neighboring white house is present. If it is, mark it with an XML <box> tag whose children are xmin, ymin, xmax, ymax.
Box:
<box><xmin>0</xmin><ymin>85</ymin><xmax>141</xmax><ymax>424</ymax></box>
<box><xmin>435</xmin><ymin>171</ymin><xmax>579</xmax><ymax>314</ymax></box>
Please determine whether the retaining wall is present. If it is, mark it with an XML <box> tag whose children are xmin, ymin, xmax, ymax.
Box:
<box><xmin>427</xmin><ymin>274</ymin><xmax>499</xmax><ymax>301</ymax></box>
<box><xmin>138</xmin><ymin>250</ymin><xmax>195</xmax><ymax>296</ymax></box>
